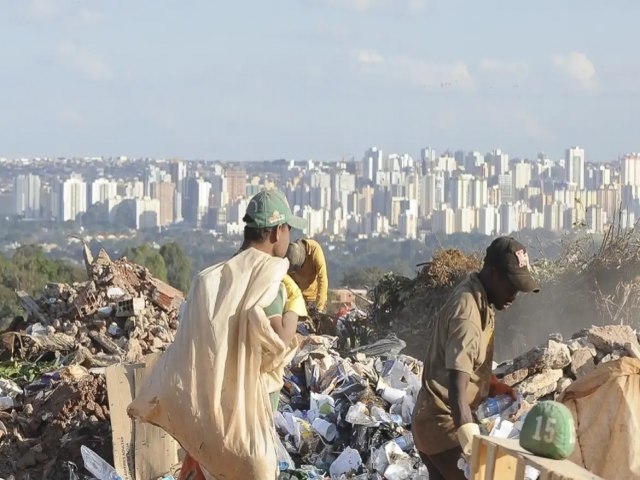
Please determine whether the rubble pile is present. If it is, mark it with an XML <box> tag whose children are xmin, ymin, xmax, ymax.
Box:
<box><xmin>1</xmin><ymin>237</ymin><xmax>640</xmax><ymax>479</ymax></box>
<box><xmin>0</xmin><ymin>368</ymin><xmax>110</xmax><ymax>480</ymax></box>
<box><xmin>495</xmin><ymin>325</ymin><xmax>640</xmax><ymax>401</ymax></box>
<box><xmin>0</xmin><ymin>245</ymin><xmax>183</xmax><ymax>479</ymax></box>
<box><xmin>5</xmin><ymin>245</ymin><xmax>184</xmax><ymax>369</ymax></box>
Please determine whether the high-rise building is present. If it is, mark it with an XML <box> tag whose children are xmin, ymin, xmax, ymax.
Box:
<box><xmin>454</xmin><ymin>207</ymin><xmax>475</xmax><ymax>233</ymax></box>
<box><xmin>452</xmin><ymin>174</ymin><xmax>473</xmax><ymax>209</ymax></box>
<box><xmin>169</xmin><ymin>160</ymin><xmax>187</xmax><ymax>193</ymax></box>
<box><xmin>470</xmin><ymin>178</ymin><xmax>488</xmax><ymax>208</ymax></box>
<box><xmin>134</xmin><ymin>197</ymin><xmax>161</xmax><ymax>229</ymax></box>
<box><xmin>498</xmin><ymin>173</ymin><xmax>513</xmax><ymax>204</ymax></box>
<box><xmin>487</xmin><ymin>149</ymin><xmax>509</xmax><ymax>176</ymax></box>
<box><xmin>362</xmin><ymin>147</ymin><xmax>383</xmax><ymax>182</ymax></box>
<box><xmin>432</xmin><ymin>207</ymin><xmax>455</xmax><ymax>234</ymax></box>
<box><xmin>90</xmin><ymin>178</ymin><xmax>118</xmax><ymax>205</ymax></box>
<box><xmin>55</xmin><ymin>175</ymin><xmax>87</xmax><ymax>222</ymax></box>
<box><xmin>511</xmin><ymin>161</ymin><xmax>532</xmax><ymax>193</ymax></box>
<box><xmin>478</xmin><ymin>206</ymin><xmax>498</xmax><ymax>236</ymax></box>
<box><xmin>544</xmin><ymin>202</ymin><xmax>565</xmax><ymax>231</ymax></box>
<box><xmin>565</xmin><ymin>146</ymin><xmax>585</xmax><ymax>189</ymax></box>
<box><xmin>499</xmin><ymin>203</ymin><xmax>518</xmax><ymax>234</ymax></box>
<box><xmin>184</xmin><ymin>177</ymin><xmax>211</xmax><ymax>227</ymax></box>
<box><xmin>621</xmin><ymin>154</ymin><xmax>640</xmax><ymax>186</ymax></box>
<box><xmin>150</xmin><ymin>181</ymin><xmax>176</xmax><ymax>226</ymax></box>
<box><xmin>226</xmin><ymin>168</ymin><xmax>247</xmax><ymax>201</ymax></box>
<box><xmin>585</xmin><ymin>206</ymin><xmax>606</xmax><ymax>233</ymax></box>
<box><xmin>13</xmin><ymin>174</ymin><xmax>41</xmax><ymax>218</ymax></box>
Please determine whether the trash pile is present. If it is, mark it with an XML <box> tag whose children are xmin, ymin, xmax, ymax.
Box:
<box><xmin>0</xmin><ymin>244</ymin><xmax>183</xmax><ymax>480</ymax></box>
<box><xmin>271</xmin><ymin>322</ymin><xmax>640</xmax><ymax>480</ymax></box>
<box><xmin>5</xmin><ymin>244</ymin><xmax>184</xmax><ymax>368</ymax></box>
<box><xmin>1</xmin><ymin>235</ymin><xmax>640</xmax><ymax>479</ymax></box>
<box><xmin>275</xmin><ymin>333</ymin><xmax>429</xmax><ymax>479</ymax></box>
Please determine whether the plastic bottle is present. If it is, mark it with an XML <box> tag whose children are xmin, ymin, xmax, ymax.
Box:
<box><xmin>392</xmin><ymin>432</ymin><xmax>414</xmax><ymax>451</ymax></box>
<box><xmin>476</xmin><ymin>395</ymin><xmax>513</xmax><ymax>420</ymax></box>
<box><xmin>81</xmin><ymin>445</ymin><xmax>123</xmax><ymax>480</ymax></box>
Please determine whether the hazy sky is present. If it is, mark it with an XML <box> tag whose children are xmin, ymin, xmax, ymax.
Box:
<box><xmin>0</xmin><ymin>0</ymin><xmax>638</xmax><ymax>162</ymax></box>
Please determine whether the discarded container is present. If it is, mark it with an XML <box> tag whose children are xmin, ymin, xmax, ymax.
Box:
<box><xmin>276</xmin><ymin>435</ymin><xmax>295</xmax><ymax>471</ymax></box>
<box><xmin>312</xmin><ymin>417</ymin><xmax>337</xmax><ymax>442</ymax></box>
<box><xmin>380</xmin><ymin>385</ymin><xmax>406</xmax><ymax>404</ymax></box>
<box><xmin>329</xmin><ymin>447</ymin><xmax>362</xmax><ymax>478</ymax></box>
<box><xmin>345</xmin><ymin>402</ymin><xmax>378</xmax><ymax>427</ymax></box>
<box><xmin>477</xmin><ymin>395</ymin><xmax>513</xmax><ymax>420</ymax></box>
<box><xmin>393</xmin><ymin>432</ymin><xmax>414</xmax><ymax>452</ymax></box>
<box><xmin>81</xmin><ymin>445</ymin><xmax>123</xmax><ymax>480</ymax></box>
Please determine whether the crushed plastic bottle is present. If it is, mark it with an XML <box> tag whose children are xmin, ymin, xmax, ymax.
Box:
<box><xmin>476</xmin><ymin>395</ymin><xmax>513</xmax><ymax>420</ymax></box>
<box><xmin>81</xmin><ymin>445</ymin><xmax>122</xmax><ymax>480</ymax></box>
<box><xmin>393</xmin><ymin>432</ymin><xmax>414</xmax><ymax>452</ymax></box>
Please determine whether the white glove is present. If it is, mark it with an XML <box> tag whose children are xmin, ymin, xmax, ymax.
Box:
<box><xmin>457</xmin><ymin>423</ymin><xmax>481</xmax><ymax>458</ymax></box>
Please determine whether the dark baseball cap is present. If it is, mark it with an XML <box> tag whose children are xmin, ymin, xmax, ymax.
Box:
<box><xmin>484</xmin><ymin>237</ymin><xmax>540</xmax><ymax>293</ymax></box>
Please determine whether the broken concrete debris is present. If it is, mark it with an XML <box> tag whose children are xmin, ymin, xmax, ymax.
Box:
<box><xmin>4</xmin><ymin>248</ymin><xmax>184</xmax><ymax>369</ymax></box>
<box><xmin>495</xmin><ymin>325</ymin><xmax>640</xmax><ymax>402</ymax></box>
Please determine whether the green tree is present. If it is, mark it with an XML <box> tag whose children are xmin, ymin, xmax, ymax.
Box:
<box><xmin>160</xmin><ymin>242</ymin><xmax>192</xmax><ymax>293</ymax></box>
<box><xmin>121</xmin><ymin>244</ymin><xmax>168</xmax><ymax>281</ymax></box>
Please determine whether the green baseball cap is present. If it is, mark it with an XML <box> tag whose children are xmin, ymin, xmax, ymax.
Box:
<box><xmin>243</xmin><ymin>189</ymin><xmax>306</xmax><ymax>231</ymax></box>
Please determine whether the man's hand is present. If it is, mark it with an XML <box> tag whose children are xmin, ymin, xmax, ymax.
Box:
<box><xmin>457</xmin><ymin>423</ymin><xmax>480</xmax><ymax>458</ymax></box>
<box><xmin>489</xmin><ymin>374</ymin><xmax>517</xmax><ymax>400</ymax></box>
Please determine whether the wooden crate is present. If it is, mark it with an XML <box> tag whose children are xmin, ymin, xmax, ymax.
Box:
<box><xmin>471</xmin><ymin>436</ymin><xmax>603</xmax><ymax>480</ymax></box>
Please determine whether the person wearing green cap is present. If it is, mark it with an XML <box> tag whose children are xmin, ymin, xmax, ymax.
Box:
<box><xmin>178</xmin><ymin>189</ymin><xmax>308</xmax><ymax>480</ymax></box>
<box><xmin>412</xmin><ymin>236</ymin><xmax>539</xmax><ymax>480</ymax></box>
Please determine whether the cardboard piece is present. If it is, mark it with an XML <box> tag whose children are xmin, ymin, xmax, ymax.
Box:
<box><xmin>106</xmin><ymin>354</ymin><xmax>181</xmax><ymax>480</ymax></box>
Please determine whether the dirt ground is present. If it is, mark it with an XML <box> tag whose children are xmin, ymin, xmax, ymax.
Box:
<box><xmin>0</xmin><ymin>374</ymin><xmax>112</xmax><ymax>480</ymax></box>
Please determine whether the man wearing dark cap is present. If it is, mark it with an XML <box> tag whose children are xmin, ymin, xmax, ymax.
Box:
<box><xmin>412</xmin><ymin>237</ymin><xmax>539</xmax><ymax>480</ymax></box>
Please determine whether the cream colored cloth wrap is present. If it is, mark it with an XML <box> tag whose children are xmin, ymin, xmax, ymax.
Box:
<box><xmin>128</xmin><ymin>248</ymin><xmax>290</xmax><ymax>480</ymax></box>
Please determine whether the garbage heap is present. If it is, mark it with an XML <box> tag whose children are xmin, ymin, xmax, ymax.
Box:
<box><xmin>0</xmin><ymin>245</ymin><xmax>183</xmax><ymax>480</ymax></box>
<box><xmin>275</xmin><ymin>333</ymin><xmax>429</xmax><ymax>480</ymax></box>
<box><xmin>6</xmin><ymin>245</ymin><xmax>184</xmax><ymax>368</ymax></box>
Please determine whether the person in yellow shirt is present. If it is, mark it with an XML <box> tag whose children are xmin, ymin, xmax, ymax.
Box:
<box><xmin>286</xmin><ymin>238</ymin><xmax>329</xmax><ymax>313</ymax></box>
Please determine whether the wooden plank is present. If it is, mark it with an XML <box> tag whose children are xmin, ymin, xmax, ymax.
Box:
<box><xmin>105</xmin><ymin>362</ymin><xmax>138</xmax><ymax>480</ymax></box>
<box><xmin>471</xmin><ymin>436</ymin><xmax>484</xmax><ymax>480</ymax></box>
<box><xmin>475</xmin><ymin>436</ymin><xmax>603</xmax><ymax>480</ymax></box>
<box><xmin>494</xmin><ymin>446</ymin><xmax>519</xmax><ymax>479</ymax></box>
<box><xmin>485</xmin><ymin>443</ymin><xmax>497</xmax><ymax>480</ymax></box>
<box><xmin>133</xmin><ymin>353</ymin><xmax>180</xmax><ymax>480</ymax></box>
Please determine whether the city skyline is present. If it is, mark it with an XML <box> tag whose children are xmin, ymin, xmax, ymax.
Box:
<box><xmin>5</xmin><ymin>145</ymin><xmax>640</xmax><ymax>240</ymax></box>
<box><xmin>0</xmin><ymin>1</ymin><xmax>638</xmax><ymax>161</ymax></box>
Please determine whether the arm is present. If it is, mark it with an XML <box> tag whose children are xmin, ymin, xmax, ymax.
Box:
<box><xmin>449</xmin><ymin>370</ymin><xmax>474</xmax><ymax>429</ymax></box>
<box><xmin>311</xmin><ymin>242</ymin><xmax>328</xmax><ymax>312</ymax></box>
<box><xmin>269</xmin><ymin>311</ymin><xmax>298</xmax><ymax>347</ymax></box>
